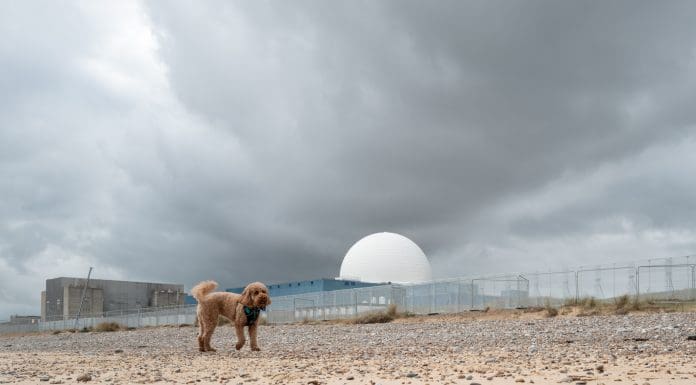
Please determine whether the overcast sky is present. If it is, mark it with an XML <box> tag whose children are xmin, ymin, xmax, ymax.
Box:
<box><xmin>1</xmin><ymin>1</ymin><xmax>696</xmax><ymax>319</ymax></box>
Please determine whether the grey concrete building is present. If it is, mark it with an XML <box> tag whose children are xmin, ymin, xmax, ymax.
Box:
<box><xmin>5</xmin><ymin>315</ymin><xmax>41</xmax><ymax>325</ymax></box>
<box><xmin>41</xmin><ymin>277</ymin><xmax>185</xmax><ymax>321</ymax></box>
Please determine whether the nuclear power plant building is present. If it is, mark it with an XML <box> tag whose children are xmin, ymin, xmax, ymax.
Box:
<box><xmin>41</xmin><ymin>277</ymin><xmax>185</xmax><ymax>321</ymax></box>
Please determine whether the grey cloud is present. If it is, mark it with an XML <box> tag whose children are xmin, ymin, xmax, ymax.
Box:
<box><xmin>1</xmin><ymin>1</ymin><xmax>695</xmax><ymax>318</ymax></box>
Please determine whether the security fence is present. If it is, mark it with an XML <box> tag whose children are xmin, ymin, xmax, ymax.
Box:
<box><xmin>525</xmin><ymin>255</ymin><xmax>695</xmax><ymax>306</ymax></box>
<box><xmin>1</xmin><ymin>255</ymin><xmax>694</xmax><ymax>333</ymax></box>
<box><xmin>0</xmin><ymin>304</ymin><xmax>199</xmax><ymax>334</ymax></box>
<box><xmin>266</xmin><ymin>274</ymin><xmax>529</xmax><ymax>323</ymax></box>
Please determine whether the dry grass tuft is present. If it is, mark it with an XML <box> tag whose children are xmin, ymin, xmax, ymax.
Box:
<box><xmin>93</xmin><ymin>322</ymin><xmax>123</xmax><ymax>332</ymax></box>
<box><xmin>613</xmin><ymin>294</ymin><xmax>631</xmax><ymax>315</ymax></box>
<box><xmin>544</xmin><ymin>300</ymin><xmax>558</xmax><ymax>317</ymax></box>
<box><xmin>581</xmin><ymin>296</ymin><xmax>597</xmax><ymax>309</ymax></box>
<box><xmin>352</xmin><ymin>304</ymin><xmax>405</xmax><ymax>324</ymax></box>
<box><xmin>523</xmin><ymin>306</ymin><xmax>544</xmax><ymax>313</ymax></box>
<box><xmin>615</xmin><ymin>294</ymin><xmax>630</xmax><ymax>309</ymax></box>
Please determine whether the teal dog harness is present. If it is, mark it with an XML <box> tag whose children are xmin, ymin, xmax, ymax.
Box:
<box><xmin>243</xmin><ymin>306</ymin><xmax>262</xmax><ymax>326</ymax></box>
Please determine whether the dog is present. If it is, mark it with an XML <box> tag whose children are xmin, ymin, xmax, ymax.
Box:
<box><xmin>190</xmin><ymin>280</ymin><xmax>271</xmax><ymax>352</ymax></box>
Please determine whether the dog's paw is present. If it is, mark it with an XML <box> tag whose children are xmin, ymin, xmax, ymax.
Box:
<box><xmin>251</xmin><ymin>346</ymin><xmax>260</xmax><ymax>351</ymax></box>
<box><xmin>235</xmin><ymin>343</ymin><xmax>244</xmax><ymax>350</ymax></box>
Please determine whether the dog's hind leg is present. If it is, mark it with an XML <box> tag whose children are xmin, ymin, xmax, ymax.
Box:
<box><xmin>203</xmin><ymin>322</ymin><xmax>217</xmax><ymax>352</ymax></box>
<box><xmin>197</xmin><ymin>333</ymin><xmax>206</xmax><ymax>352</ymax></box>
<box><xmin>196</xmin><ymin>313</ymin><xmax>206</xmax><ymax>352</ymax></box>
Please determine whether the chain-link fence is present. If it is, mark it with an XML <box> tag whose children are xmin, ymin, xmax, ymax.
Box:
<box><xmin>2</xmin><ymin>255</ymin><xmax>694</xmax><ymax>333</ymax></box>
<box><xmin>0</xmin><ymin>305</ymin><xmax>199</xmax><ymax>334</ymax></box>
<box><xmin>267</xmin><ymin>274</ymin><xmax>530</xmax><ymax>323</ymax></box>
<box><xmin>525</xmin><ymin>255</ymin><xmax>695</xmax><ymax>306</ymax></box>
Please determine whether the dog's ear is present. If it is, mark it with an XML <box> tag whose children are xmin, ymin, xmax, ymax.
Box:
<box><xmin>239</xmin><ymin>285</ymin><xmax>253</xmax><ymax>306</ymax></box>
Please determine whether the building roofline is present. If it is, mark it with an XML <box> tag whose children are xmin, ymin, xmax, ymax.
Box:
<box><xmin>47</xmin><ymin>277</ymin><xmax>184</xmax><ymax>287</ymax></box>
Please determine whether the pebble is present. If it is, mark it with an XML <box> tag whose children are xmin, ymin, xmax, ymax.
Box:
<box><xmin>76</xmin><ymin>374</ymin><xmax>92</xmax><ymax>382</ymax></box>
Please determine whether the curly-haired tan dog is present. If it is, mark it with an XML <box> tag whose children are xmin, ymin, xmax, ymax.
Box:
<box><xmin>190</xmin><ymin>280</ymin><xmax>271</xmax><ymax>352</ymax></box>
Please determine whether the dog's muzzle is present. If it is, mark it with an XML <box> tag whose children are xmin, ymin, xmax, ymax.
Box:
<box><xmin>257</xmin><ymin>295</ymin><xmax>269</xmax><ymax>309</ymax></box>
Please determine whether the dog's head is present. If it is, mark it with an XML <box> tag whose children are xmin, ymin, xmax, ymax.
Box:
<box><xmin>240</xmin><ymin>282</ymin><xmax>271</xmax><ymax>309</ymax></box>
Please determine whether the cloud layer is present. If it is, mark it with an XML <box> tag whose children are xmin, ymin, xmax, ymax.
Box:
<box><xmin>1</xmin><ymin>1</ymin><xmax>695</xmax><ymax>318</ymax></box>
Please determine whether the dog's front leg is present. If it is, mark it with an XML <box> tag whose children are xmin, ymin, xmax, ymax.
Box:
<box><xmin>249</xmin><ymin>323</ymin><xmax>260</xmax><ymax>351</ymax></box>
<box><xmin>234</xmin><ymin>324</ymin><xmax>246</xmax><ymax>350</ymax></box>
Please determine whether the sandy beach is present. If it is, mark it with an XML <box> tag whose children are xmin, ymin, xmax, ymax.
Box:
<box><xmin>1</xmin><ymin>311</ymin><xmax>695</xmax><ymax>385</ymax></box>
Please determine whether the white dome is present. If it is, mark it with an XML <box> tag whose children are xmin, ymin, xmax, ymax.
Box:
<box><xmin>339</xmin><ymin>232</ymin><xmax>432</xmax><ymax>284</ymax></box>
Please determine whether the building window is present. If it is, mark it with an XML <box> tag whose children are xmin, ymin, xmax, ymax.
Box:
<box><xmin>298</xmin><ymin>282</ymin><xmax>301</xmax><ymax>286</ymax></box>
<box><xmin>289</xmin><ymin>284</ymin><xmax>292</xmax><ymax>287</ymax></box>
<box><xmin>344</xmin><ymin>282</ymin><xmax>349</xmax><ymax>286</ymax></box>
<box><xmin>310</xmin><ymin>281</ymin><xmax>314</xmax><ymax>285</ymax></box>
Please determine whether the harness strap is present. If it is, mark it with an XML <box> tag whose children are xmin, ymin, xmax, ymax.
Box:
<box><xmin>243</xmin><ymin>306</ymin><xmax>261</xmax><ymax>326</ymax></box>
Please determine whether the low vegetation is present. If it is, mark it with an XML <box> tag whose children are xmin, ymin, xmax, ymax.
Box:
<box><xmin>351</xmin><ymin>304</ymin><xmax>413</xmax><ymax>324</ymax></box>
<box><xmin>534</xmin><ymin>294</ymin><xmax>696</xmax><ymax>317</ymax></box>
<box><xmin>93</xmin><ymin>322</ymin><xmax>124</xmax><ymax>332</ymax></box>
<box><xmin>614</xmin><ymin>294</ymin><xmax>631</xmax><ymax>315</ymax></box>
<box><xmin>544</xmin><ymin>299</ymin><xmax>558</xmax><ymax>317</ymax></box>
<box><xmin>581</xmin><ymin>296</ymin><xmax>597</xmax><ymax>309</ymax></box>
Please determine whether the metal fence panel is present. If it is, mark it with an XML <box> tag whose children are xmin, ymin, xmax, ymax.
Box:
<box><xmin>2</xmin><ymin>255</ymin><xmax>694</xmax><ymax>334</ymax></box>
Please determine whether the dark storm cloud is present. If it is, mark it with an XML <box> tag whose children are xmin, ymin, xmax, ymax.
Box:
<box><xmin>1</xmin><ymin>0</ymin><xmax>695</xmax><ymax>318</ymax></box>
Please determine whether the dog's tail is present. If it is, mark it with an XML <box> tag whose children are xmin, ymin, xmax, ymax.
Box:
<box><xmin>191</xmin><ymin>280</ymin><xmax>218</xmax><ymax>302</ymax></box>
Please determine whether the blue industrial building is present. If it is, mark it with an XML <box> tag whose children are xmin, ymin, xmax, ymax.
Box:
<box><xmin>226</xmin><ymin>278</ymin><xmax>384</xmax><ymax>297</ymax></box>
<box><xmin>184</xmin><ymin>278</ymin><xmax>384</xmax><ymax>305</ymax></box>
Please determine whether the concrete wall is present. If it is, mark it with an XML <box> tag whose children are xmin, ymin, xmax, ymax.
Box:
<box><xmin>43</xmin><ymin>277</ymin><xmax>184</xmax><ymax>320</ymax></box>
<box><xmin>63</xmin><ymin>286</ymin><xmax>103</xmax><ymax>319</ymax></box>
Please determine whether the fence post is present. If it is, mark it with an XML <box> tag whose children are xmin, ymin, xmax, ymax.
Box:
<box><xmin>470</xmin><ymin>280</ymin><xmax>475</xmax><ymax>310</ymax></box>
<box><xmin>574</xmin><ymin>271</ymin><xmax>579</xmax><ymax>304</ymax></box>
<box><xmin>456</xmin><ymin>279</ymin><xmax>461</xmax><ymax>313</ymax></box>
<box><xmin>635</xmin><ymin>267</ymin><xmax>640</xmax><ymax>302</ymax></box>
<box><xmin>517</xmin><ymin>276</ymin><xmax>521</xmax><ymax>308</ymax></box>
<box><xmin>430</xmin><ymin>282</ymin><xmax>435</xmax><ymax>313</ymax></box>
<box><xmin>691</xmin><ymin>265</ymin><xmax>695</xmax><ymax>301</ymax></box>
